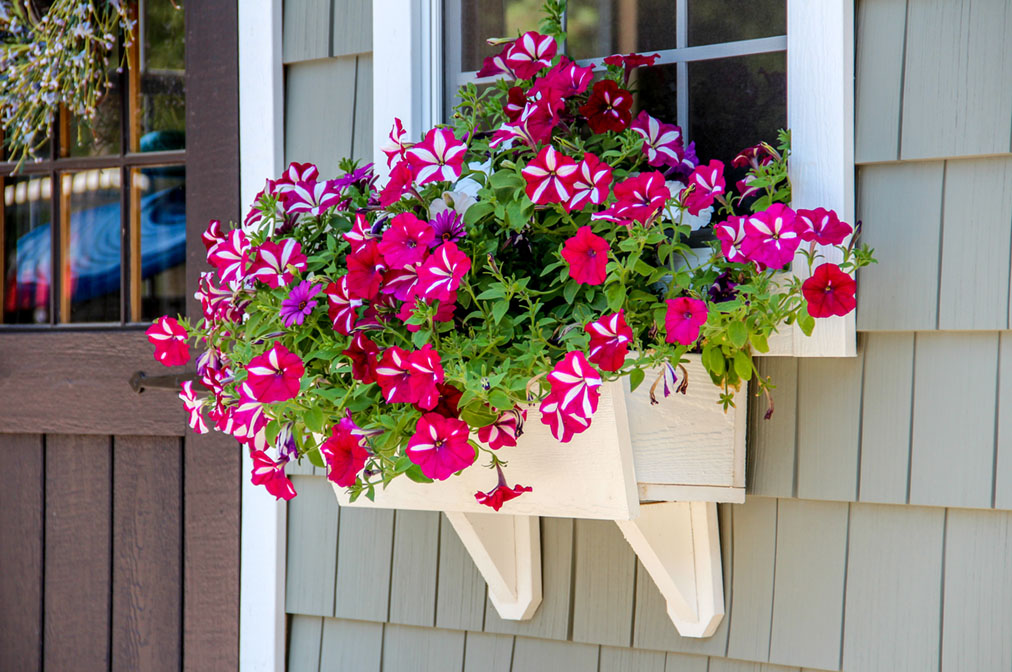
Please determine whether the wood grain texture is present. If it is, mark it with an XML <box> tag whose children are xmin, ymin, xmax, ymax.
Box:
<box><xmin>333</xmin><ymin>507</ymin><xmax>394</xmax><ymax>622</ymax></box>
<box><xmin>901</xmin><ymin>0</ymin><xmax>1012</xmax><ymax>159</ymax></box>
<box><xmin>725</xmin><ymin>498</ymin><xmax>777</xmax><ymax>663</ymax></box>
<box><xmin>510</xmin><ymin>636</ymin><xmax>599</xmax><ymax>672</ymax></box>
<box><xmin>632</xmin><ymin>505</ymin><xmax>732</xmax><ymax>655</ymax></box>
<box><xmin>910</xmin><ymin>331</ymin><xmax>999</xmax><ymax>508</ymax></box>
<box><xmin>285</xmin><ymin>475</ymin><xmax>340</xmax><ymax>617</ymax></box>
<box><xmin>599</xmin><ymin>646</ymin><xmax>666</xmax><ymax>672</ymax></box>
<box><xmin>768</xmin><ymin>500</ymin><xmax>849</xmax><ymax>670</ymax></box>
<box><xmin>842</xmin><ymin>503</ymin><xmax>944</xmax><ymax>672</ymax></box>
<box><xmin>320</xmin><ymin>617</ymin><xmax>384</xmax><ymax>671</ymax></box>
<box><xmin>0</xmin><ymin>434</ymin><xmax>43</xmax><ymax>671</ymax></box>
<box><xmin>388</xmin><ymin>510</ymin><xmax>440</xmax><ymax>626</ymax></box>
<box><xmin>707</xmin><ymin>661</ymin><xmax>800</xmax><ymax>672</ymax></box>
<box><xmin>571</xmin><ymin>518</ymin><xmax>636</xmax><ymax>647</ymax></box>
<box><xmin>382</xmin><ymin>623</ymin><xmax>465</xmax><ymax>672</ymax></box>
<box><xmin>996</xmin><ymin>332</ymin><xmax>1012</xmax><ymax>509</ymax></box>
<box><xmin>942</xmin><ymin>509</ymin><xmax>1012</xmax><ymax>672</ymax></box>
<box><xmin>484</xmin><ymin>517</ymin><xmax>573</xmax><ymax>640</ymax></box>
<box><xmin>352</xmin><ymin>55</ymin><xmax>374</xmax><ymax>161</ymax></box>
<box><xmin>436</xmin><ymin>513</ymin><xmax>487</xmax><ymax>631</ymax></box>
<box><xmin>183</xmin><ymin>432</ymin><xmax>240</xmax><ymax>671</ymax></box>
<box><xmin>854</xmin><ymin>0</ymin><xmax>907</xmax><ymax>162</ymax></box>
<box><xmin>43</xmin><ymin>434</ymin><xmax>112</xmax><ymax>671</ymax></box>
<box><xmin>858</xmin><ymin>332</ymin><xmax>915</xmax><ymax>504</ymax></box>
<box><xmin>796</xmin><ymin>347</ymin><xmax>864</xmax><ymax>501</ymax></box>
<box><xmin>283</xmin><ymin>0</ymin><xmax>331</xmax><ymax>63</ymax></box>
<box><xmin>747</xmin><ymin>358</ymin><xmax>797</xmax><ymax>498</ymax></box>
<box><xmin>938</xmin><ymin>157</ymin><xmax>1012</xmax><ymax>329</ymax></box>
<box><xmin>463</xmin><ymin>632</ymin><xmax>515</xmax><ymax>672</ymax></box>
<box><xmin>285</xmin><ymin>57</ymin><xmax>357</xmax><ymax>176</ymax></box>
<box><xmin>332</xmin><ymin>0</ymin><xmax>372</xmax><ymax>56</ymax></box>
<box><xmin>855</xmin><ymin>162</ymin><xmax>945</xmax><ymax>331</ymax></box>
<box><xmin>0</xmin><ymin>332</ymin><xmax>185</xmax><ymax>436</ymax></box>
<box><xmin>287</xmin><ymin>615</ymin><xmax>323</xmax><ymax>672</ymax></box>
<box><xmin>111</xmin><ymin>436</ymin><xmax>182</xmax><ymax>672</ymax></box>
<box><xmin>664</xmin><ymin>652</ymin><xmax>710</xmax><ymax>672</ymax></box>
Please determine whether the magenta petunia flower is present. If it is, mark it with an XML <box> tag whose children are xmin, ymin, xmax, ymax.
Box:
<box><xmin>274</xmin><ymin>162</ymin><xmax>320</xmax><ymax>192</ymax></box>
<box><xmin>474</xmin><ymin>464</ymin><xmax>532</xmax><ymax>511</ymax></box>
<box><xmin>714</xmin><ymin>215</ymin><xmax>751</xmax><ymax>264</ymax></box>
<box><xmin>206</xmin><ymin>229</ymin><xmax>250</xmax><ymax>286</ymax></box>
<box><xmin>321</xmin><ymin>417</ymin><xmax>369</xmax><ymax>487</ymax></box>
<box><xmin>280</xmin><ymin>280</ymin><xmax>322</xmax><ymax>327</ymax></box>
<box><xmin>406</xmin><ymin>127</ymin><xmax>467</xmax><ymax>185</ymax></box>
<box><xmin>379</xmin><ymin>212</ymin><xmax>434</xmax><ymax>269</ymax></box>
<box><xmin>585</xmin><ymin>310</ymin><xmax>633</xmax><ymax>372</ymax></box>
<box><xmin>681</xmin><ymin>160</ymin><xmax>725</xmax><ymax>216</ymax></box>
<box><xmin>374</xmin><ymin>344</ymin><xmax>445</xmax><ymax>410</ymax></box>
<box><xmin>345</xmin><ymin>240</ymin><xmax>387</xmax><ymax>300</ymax></box>
<box><xmin>795</xmin><ymin>208</ymin><xmax>852</xmax><ymax>246</ymax></box>
<box><xmin>380</xmin><ymin>118</ymin><xmax>412</xmax><ymax>167</ymax></box>
<box><xmin>664</xmin><ymin>297</ymin><xmax>708</xmax><ymax>345</ymax></box>
<box><xmin>282</xmin><ymin>179</ymin><xmax>346</xmax><ymax>217</ymax></box>
<box><xmin>405</xmin><ymin>412</ymin><xmax>475</xmax><ymax>481</ymax></box>
<box><xmin>802</xmin><ymin>263</ymin><xmax>856</xmax><ymax>318</ymax></box>
<box><xmin>546</xmin><ymin>350</ymin><xmax>603</xmax><ymax>420</ymax></box>
<box><xmin>379</xmin><ymin>161</ymin><xmax>415</xmax><ymax>208</ymax></box>
<box><xmin>538</xmin><ymin>390</ymin><xmax>592</xmax><ymax>443</ymax></box>
<box><xmin>342</xmin><ymin>332</ymin><xmax>379</xmax><ymax>384</ymax></box>
<box><xmin>344</xmin><ymin>212</ymin><xmax>378</xmax><ymax>254</ymax></box>
<box><xmin>742</xmin><ymin>203</ymin><xmax>802</xmax><ymax>269</ymax></box>
<box><xmin>475</xmin><ymin>41</ymin><xmax>516</xmax><ymax>79</ymax></box>
<box><xmin>249</xmin><ymin>238</ymin><xmax>307</xmax><ymax>289</ymax></box>
<box><xmin>561</xmin><ymin>225</ymin><xmax>609</xmax><ymax>286</ymax></box>
<box><xmin>429</xmin><ymin>209</ymin><xmax>466</xmax><ymax>248</ymax></box>
<box><xmin>566</xmin><ymin>152</ymin><xmax>613</xmax><ymax>213</ymax></box>
<box><xmin>537</xmin><ymin>56</ymin><xmax>594</xmax><ymax>97</ymax></box>
<box><xmin>381</xmin><ymin>265</ymin><xmax>420</xmax><ymax>301</ymax></box>
<box><xmin>522</xmin><ymin>145</ymin><xmax>579</xmax><ymax>205</ymax></box>
<box><xmin>146</xmin><ymin>316</ymin><xmax>190</xmax><ymax>367</ymax></box>
<box><xmin>231</xmin><ymin>381</ymin><xmax>269</xmax><ymax>446</ymax></box>
<box><xmin>592</xmin><ymin>171</ymin><xmax>670</xmax><ymax>226</ymax></box>
<box><xmin>579</xmin><ymin>79</ymin><xmax>633</xmax><ymax>133</ymax></box>
<box><xmin>505</xmin><ymin>31</ymin><xmax>557</xmax><ymax>79</ymax></box>
<box><xmin>250</xmin><ymin>450</ymin><xmax>297</xmax><ymax>501</ymax></box>
<box><xmin>178</xmin><ymin>381</ymin><xmax>208</xmax><ymax>434</ymax></box>
<box><xmin>417</xmin><ymin>242</ymin><xmax>471</xmax><ymax>302</ymax></box>
<box><xmin>630</xmin><ymin>111</ymin><xmax>685</xmax><ymax>168</ymax></box>
<box><xmin>477</xmin><ymin>408</ymin><xmax>527</xmax><ymax>450</ymax></box>
<box><xmin>246</xmin><ymin>341</ymin><xmax>305</xmax><ymax>403</ymax></box>
<box><xmin>323</xmin><ymin>276</ymin><xmax>362</xmax><ymax>335</ymax></box>
<box><xmin>201</xmin><ymin>219</ymin><xmax>225</xmax><ymax>252</ymax></box>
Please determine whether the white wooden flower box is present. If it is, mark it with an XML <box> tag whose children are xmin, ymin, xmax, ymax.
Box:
<box><xmin>330</xmin><ymin>353</ymin><xmax>744</xmax><ymax>637</ymax></box>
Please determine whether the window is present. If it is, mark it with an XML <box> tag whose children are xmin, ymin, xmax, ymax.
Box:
<box><xmin>442</xmin><ymin>0</ymin><xmax>786</xmax><ymax>169</ymax></box>
<box><xmin>1</xmin><ymin>0</ymin><xmax>186</xmax><ymax>326</ymax></box>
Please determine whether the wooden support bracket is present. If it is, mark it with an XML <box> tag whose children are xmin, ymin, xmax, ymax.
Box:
<box><xmin>615</xmin><ymin>501</ymin><xmax>724</xmax><ymax>638</ymax></box>
<box><xmin>444</xmin><ymin>511</ymin><xmax>542</xmax><ymax>620</ymax></box>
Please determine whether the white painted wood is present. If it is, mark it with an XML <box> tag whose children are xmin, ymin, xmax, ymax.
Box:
<box><xmin>770</xmin><ymin>0</ymin><xmax>856</xmax><ymax>357</ymax></box>
<box><xmin>445</xmin><ymin>512</ymin><xmax>542</xmax><ymax>620</ymax></box>
<box><xmin>238</xmin><ymin>1</ymin><xmax>286</xmax><ymax>670</ymax></box>
<box><xmin>638</xmin><ymin>484</ymin><xmax>744</xmax><ymax>504</ymax></box>
<box><xmin>616</xmin><ymin>502</ymin><xmax>724</xmax><ymax>638</ymax></box>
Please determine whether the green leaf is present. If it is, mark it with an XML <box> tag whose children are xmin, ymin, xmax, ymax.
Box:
<box><xmin>798</xmin><ymin>306</ymin><xmax>816</xmax><ymax>337</ymax></box>
<box><xmin>629</xmin><ymin>368</ymin><xmax>645</xmax><ymax>392</ymax></box>
<box><xmin>563</xmin><ymin>280</ymin><xmax>579</xmax><ymax>304</ymax></box>
<box><xmin>404</xmin><ymin>464</ymin><xmax>433</xmax><ymax>484</ymax></box>
<box><xmin>751</xmin><ymin>331</ymin><xmax>770</xmax><ymax>353</ymax></box>
<box><xmin>733</xmin><ymin>350</ymin><xmax>753</xmax><ymax>381</ymax></box>
<box><xmin>463</xmin><ymin>201</ymin><xmax>495</xmax><ymax>225</ymax></box>
<box><xmin>728</xmin><ymin>320</ymin><xmax>748</xmax><ymax>348</ymax></box>
<box><xmin>605</xmin><ymin>283</ymin><xmax>627</xmax><ymax>312</ymax></box>
<box><xmin>489</xmin><ymin>389</ymin><xmax>514</xmax><ymax>411</ymax></box>
<box><xmin>304</xmin><ymin>407</ymin><xmax>324</xmax><ymax>434</ymax></box>
<box><xmin>307</xmin><ymin>448</ymin><xmax>325</xmax><ymax>469</ymax></box>
<box><xmin>460</xmin><ymin>401</ymin><xmax>499</xmax><ymax>428</ymax></box>
<box><xmin>491</xmin><ymin>299</ymin><xmax>510</xmax><ymax>325</ymax></box>
<box><xmin>476</xmin><ymin>285</ymin><xmax>507</xmax><ymax>300</ymax></box>
<box><xmin>411</xmin><ymin>328</ymin><xmax>432</xmax><ymax>348</ymax></box>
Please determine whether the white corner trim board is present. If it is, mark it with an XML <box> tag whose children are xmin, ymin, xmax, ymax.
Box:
<box><xmin>238</xmin><ymin>0</ymin><xmax>286</xmax><ymax>670</ymax></box>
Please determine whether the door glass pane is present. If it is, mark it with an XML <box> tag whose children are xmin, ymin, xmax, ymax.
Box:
<box><xmin>567</xmin><ymin>0</ymin><xmax>676</xmax><ymax>60</ymax></box>
<box><xmin>688</xmin><ymin>0</ymin><xmax>786</xmax><ymax>46</ymax></box>
<box><xmin>61</xmin><ymin>169</ymin><xmax>122</xmax><ymax>322</ymax></box>
<box><xmin>133</xmin><ymin>0</ymin><xmax>186</xmax><ymax>151</ymax></box>
<box><xmin>3</xmin><ymin>176</ymin><xmax>52</xmax><ymax>324</ymax></box>
<box><xmin>687</xmin><ymin>52</ymin><xmax>786</xmax><ymax>165</ymax></box>
<box><xmin>460</xmin><ymin>0</ymin><xmax>543</xmax><ymax>71</ymax></box>
<box><xmin>132</xmin><ymin>165</ymin><xmax>186</xmax><ymax>321</ymax></box>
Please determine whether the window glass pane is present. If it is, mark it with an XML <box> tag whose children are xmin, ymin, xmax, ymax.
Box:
<box><xmin>460</xmin><ymin>0</ymin><xmax>543</xmax><ymax>71</ymax></box>
<box><xmin>567</xmin><ymin>0</ymin><xmax>676</xmax><ymax>60</ymax></box>
<box><xmin>3</xmin><ymin>176</ymin><xmax>52</xmax><ymax>324</ymax></box>
<box><xmin>687</xmin><ymin>52</ymin><xmax>786</xmax><ymax>166</ymax></box>
<box><xmin>132</xmin><ymin>165</ymin><xmax>186</xmax><ymax>321</ymax></box>
<box><xmin>634</xmin><ymin>63</ymin><xmax>678</xmax><ymax>129</ymax></box>
<box><xmin>68</xmin><ymin>48</ymin><xmax>123</xmax><ymax>157</ymax></box>
<box><xmin>134</xmin><ymin>0</ymin><xmax>186</xmax><ymax>151</ymax></box>
<box><xmin>688</xmin><ymin>0</ymin><xmax>786</xmax><ymax>46</ymax></box>
<box><xmin>61</xmin><ymin>169</ymin><xmax>122</xmax><ymax>322</ymax></box>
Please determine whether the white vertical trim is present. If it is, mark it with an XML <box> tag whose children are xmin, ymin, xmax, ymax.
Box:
<box><xmin>775</xmin><ymin>0</ymin><xmax>857</xmax><ymax>357</ymax></box>
<box><xmin>238</xmin><ymin>0</ymin><xmax>287</xmax><ymax>670</ymax></box>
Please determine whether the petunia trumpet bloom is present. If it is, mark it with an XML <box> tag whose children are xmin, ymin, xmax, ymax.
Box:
<box><xmin>802</xmin><ymin>263</ymin><xmax>856</xmax><ymax>318</ymax></box>
<box><xmin>321</xmin><ymin>418</ymin><xmax>369</xmax><ymax>488</ymax></box>
<box><xmin>795</xmin><ymin>208</ymin><xmax>852</xmax><ymax>246</ymax></box>
<box><xmin>682</xmin><ymin>160</ymin><xmax>726</xmax><ymax>216</ymax></box>
<box><xmin>474</xmin><ymin>464</ymin><xmax>532</xmax><ymax>511</ymax></box>
<box><xmin>521</xmin><ymin>145</ymin><xmax>579</xmax><ymax>205</ymax></box>
<box><xmin>665</xmin><ymin>297</ymin><xmax>708</xmax><ymax>345</ymax></box>
<box><xmin>585</xmin><ymin>310</ymin><xmax>633</xmax><ymax>372</ymax></box>
<box><xmin>417</xmin><ymin>241</ymin><xmax>471</xmax><ymax>302</ymax></box>
<box><xmin>147</xmin><ymin>316</ymin><xmax>190</xmax><ymax>367</ymax></box>
<box><xmin>504</xmin><ymin>31</ymin><xmax>557</xmax><ymax>79</ymax></box>
<box><xmin>250</xmin><ymin>450</ymin><xmax>297</xmax><ymax>501</ymax></box>
<box><xmin>579</xmin><ymin>79</ymin><xmax>633</xmax><ymax>133</ymax></box>
<box><xmin>477</xmin><ymin>408</ymin><xmax>527</xmax><ymax>450</ymax></box>
<box><xmin>379</xmin><ymin>212</ymin><xmax>435</xmax><ymax>269</ymax></box>
<box><xmin>249</xmin><ymin>238</ymin><xmax>307</xmax><ymax>289</ymax></box>
<box><xmin>405</xmin><ymin>413</ymin><xmax>476</xmax><ymax>480</ymax></box>
<box><xmin>561</xmin><ymin>226</ymin><xmax>610</xmax><ymax>285</ymax></box>
<box><xmin>246</xmin><ymin>341</ymin><xmax>305</xmax><ymax>404</ymax></box>
<box><xmin>742</xmin><ymin>203</ymin><xmax>802</xmax><ymax>269</ymax></box>
<box><xmin>406</xmin><ymin>127</ymin><xmax>467</xmax><ymax>185</ymax></box>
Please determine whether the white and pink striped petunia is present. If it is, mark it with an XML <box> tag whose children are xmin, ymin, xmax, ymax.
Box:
<box><xmin>405</xmin><ymin>413</ymin><xmax>475</xmax><ymax>480</ymax></box>
<box><xmin>522</xmin><ymin>145</ymin><xmax>579</xmax><ymax>205</ymax></box>
<box><xmin>283</xmin><ymin>179</ymin><xmax>346</xmax><ymax>216</ymax></box>
<box><xmin>178</xmin><ymin>381</ymin><xmax>208</xmax><ymax>434</ymax></box>
<box><xmin>207</xmin><ymin>229</ymin><xmax>250</xmax><ymax>286</ymax></box>
<box><xmin>742</xmin><ymin>204</ymin><xmax>802</xmax><ymax>269</ymax></box>
<box><xmin>250</xmin><ymin>450</ymin><xmax>297</xmax><ymax>501</ymax></box>
<box><xmin>538</xmin><ymin>390</ymin><xmax>592</xmax><ymax>443</ymax></box>
<box><xmin>545</xmin><ymin>351</ymin><xmax>603</xmax><ymax>420</ymax></box>
<box><xmin>274</xmin><ymin>162</ymin><xmax>320</xmax><ymax>193</ymax></box>
<box><xmin>248</xmin><ymin>238</ymin><xmax>307</xmax><ymax>289</ymax></box>
<box><xmin>231</xmin><ymin>381</ymin><xmax>269</xmax><ymax>444</ymax></box>
<box><xmin>505</xmin><ymin>31</ymin><xmax>557</xmax><ymax>79</ymax></box>
<box><xmin>344</xmin><ymin>212</ymin><xmax>378</xmax><ymax>255</ymax></box>
<box><xmin>795</xmin><ymin>207</ymin><xmax>852</xmax><ymax>246</ymax></box>
<box><xmin>681</xmin><ymin>160</ymin><xmax>725</xmax><ymax>216</ymax></box>
<box><xmin>584</xmin><ymin>311</ymin><xmax>633</xmax><ymax>372</ymax></box>
<box><xmin>246</xmin><ymin>341</ymin><xmax>305</xmax><ymax>404</ymax></box>
<box><xmin>565</xmin><ymin>152</ymin><xmax>612</xmax><ymax>212</ymax></box>
<box><xmin>380</xmin><ymin>118</ymin><xmax>412</xmax><ymax>167</ymax></box>
<box><xmin>323</xmin><ymin>276</ymin><xmax>362</xmax><ymax>335</ymax></box>
<box><xmin>416</xmin><ymin>242</ymin><xmax>471</xmax><ymax>302</ymax></box>
<box><xmin>477</xmin><ymin>408</ymin><xmax>526</xmax><ymax>450</ymax></box>
<box><xmin>630</xmin><ymin>111</ymin><xmax>684</xmax><ymax>168</ymax></box>
<box><xmin>201</xmin><ymin>219</ymin><xmax>225</xmax><ymax>251</ymax></box>
<box><xmin>713</xmin><ymin>215</ymin><xmax>752</xmax><ymax>264</ymax></box>
<box><xmin>146</xmin><ymin>316</ymin><xmax>190</xmax><ymax>367</ymax></box>
<box><xmin>406</xmin><ymin>128</ymin><xmax>468</xmax><ymax>185</ymax></box>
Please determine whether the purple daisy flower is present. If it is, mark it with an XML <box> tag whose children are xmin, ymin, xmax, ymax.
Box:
<box><xmin>429</xmin><ymin>210</ymin><xmax>466</xmax><ymax>248</ymax></box>
<box><xmin>280</xmin><ymin>280</ymin><xmax>323</xmax><ymax>327</ymax></box>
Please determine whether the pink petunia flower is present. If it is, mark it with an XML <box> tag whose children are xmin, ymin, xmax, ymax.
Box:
<box><xmin>323</xmin><ymin>276</ymin><xmax>362</xmax><ymax>335</ymax></box>
<box><xmin>474</xmin><ymin>464</ymin><xmax>532</xmax><ymax>511</ymax></box>
<box><xmin>505</xmin><ymin>31</ymin><xmax>557</xmax><ymax>79</ymax></box>
<box><xmin>714</xmin><ymin>215</ymin><xmax>751</xmax><ymax>264</ymax></box>
<box><xmin>342</xmin><ymin>332</ymin><xmax>379</xmax><ymax>384</ymax></box>
<box><xmin>538</xmin><ymin>390</ymin><xmax>592</xmax><ymax>443</ymax></box>
<box><xmin>178</xmin><ymin>381</ymin><xmax>208</xmax><ymax>434</ymax></box>
<box><xmin>405</xmin><ymin>413</ymin><xmax>475</xmax><ymax>481</ymax></box>
<box><xmin>536</xmin><ymin>56</ymin><xmax>594</xmax><ymax>97</ymax></box>
<box><xmin>630</xmin><ymin>111</ymin><xmax>685</xmax><ymax>168</ymax></box>
<box><xmin>231</xmin><ymin>381</ymin><xmax>269</xmax><ymax>446</ymax></box>
<box><xmin>475</xmin><ymin>41</ymin><xmax>516</xmax><ymax>79</ymax></box>
<box><xmin>546</xmin><ymin>350</ymin><xmax>603</xmax><ymax>420</ymax></box>
<box><xmin>274</xmin><ymin>162</ymin><xmax>320</xmax><ymax>192</ymax></box>
<box><xmin>742</xmin><ymin>203</ymin><xmax>802</xmax><ymax>269</ymax></box>
<box><xmin>345</xmin><ymin>240</ymin><xmax>387</xmax><ymax>300</ymax></box>
<box><xmin>250</xmin><ymin>450</ymin><xmax>297</xmax><ymax>501</ymax></box>
<box><xmin>561</xmin><ymin>225</ymin><xmax>609</xmax><ymax>286</ymax></box>
<box><xmin>248</xmin><ymin>238</ymin><xmax>307</xmax><ymax>289</ymax></box>
<box><xmin>207</xmin><ymin>229</ymin><xmax>250</xmax><ymax>286</ymax></box>
<box><xmin>802</xmin><ymin>263</ymin><xmax>856</xmax><ymax>318</ymax></box>
<box><xmin>282</xmin><ymin>179</ymin><xmax>346</xmax><ymax>216</ymax></box>
<box><xmin>146</xmin><ymin>316</ymin><xmax>190</xmax><ymax>367</ymax></box>
<box><xmin>201</xmin><ymin>219</ymin><xmax>225</xmax><ymax>252</ymax></box>
<box><xmin>380</xmin><ymin>118</ymin><xmax>412</xmax><ymax>167</ymax></box>
<box><xmin>344</xmin><ymin>212</ymin><xmax>378</xmax><ymax>254</ymax></box>
<box><xmin>522</xmin><ymin>145</ymin><xmax>579</xmax><ymax>205</ymax></box>
<box><xmin>593</xmin><ymin>171</ymin><xmax>671</xmax><ymax>226</ymax></box>
<box><xmin>416</xmin><ymin>242</ymin><xmax>471</xmax><ymax>302</ymax></box>
<box><xmin>321</xmin><ymin>417</ymin><xmax>370</xmax><ymax>487</ymax></box>
<box><xmin>374</xmin><ymin>345</ymin><xmax>444</xmax><ymax>409</ymax></box>
<box><xmin>406</xmin><ymin>128</ymin><xmax>467</xmax><ymax>185</ymax></box>
<box><xmin>681</xmin><ymin>160</ymin><xmax>725</xmax><ymax>216</ymax></box>
<box><xmin>246</xmin><ymin>341</ymin><xmax>305</xmax><ymax>404</ymax></box>
<box><xmin>379</xmin><ymin>212</ymin><xmax>435</xmax><ymax>269</ymax></box>
<box><xmin>565</xmin><ymin>152</ymin><xmax>613</xmax><ymax>212</ymax></box>
<box><xmin>381</xmin><ymin>265</ymin><xmax>421</xmax><ymax>301</ymax></box>
<box><xmin>585</xmin><ymin>310</ymin><xmax>633</xmax><ymax>372</ymax></box>
<box><xmin>406</xmin><ymin>344</ymin><xmax>445</xmax><ymax>410</ymax></box>
<box><xmin>579</xmin><ymin>79</ymin><xmax>633</xmax><ymax>133</ymax></box>
<box><xmin>379</xmin><ymin>161</ymin><xmax>416</xmax><ymax>208</ymax></box>
<box><xmin>477</xmin><ymin>408</ymin><xmax>527</xmax><ymax>450</ymax></box>
<box><xmin>795</xmin><ymin>208</ymin><xmax>852</xmax><ymax>246</ymax></box>
<box><xmin>664</xmin><ymin>297</ymin><xmax>708</xmax><ymax>345</ymax></box>
<box><xmin>397</xmin><ymin>290</ymin><xmax>456</xmax><ymax>332</ymax></box>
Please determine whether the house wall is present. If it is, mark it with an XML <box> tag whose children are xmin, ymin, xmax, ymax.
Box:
<box><xmin>281</xmin><ymin>0</ymin><xmax>1012</xmax><ymax>670</ymax></box>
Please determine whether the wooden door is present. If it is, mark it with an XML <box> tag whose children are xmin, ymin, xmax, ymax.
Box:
<box><xmin>0</xmin><ymin>2</ymin><xmax>241</xmax><ymax>670</ymax></box>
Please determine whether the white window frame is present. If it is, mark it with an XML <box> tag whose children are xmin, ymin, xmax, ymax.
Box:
<box><xmin>374</xmin><ymin>0</ymin><xmax>856</xmax><ymax>358</ymax></box>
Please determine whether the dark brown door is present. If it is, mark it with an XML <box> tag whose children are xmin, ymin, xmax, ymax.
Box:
<box><xmin>0</xmin><ymin>2</ymin><xmax>241</xmax><ymax>670</ymax></box>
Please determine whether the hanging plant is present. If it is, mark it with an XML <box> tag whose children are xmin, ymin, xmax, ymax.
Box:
<box><xmin>1</xmin><ymin>0</ymin><xmax>135</xmax><ymax>166</ymax></box>
<box><xmin>147</xmin><ymin>1</ymin><xmax>875</xmax><ymax>509</ymax></box>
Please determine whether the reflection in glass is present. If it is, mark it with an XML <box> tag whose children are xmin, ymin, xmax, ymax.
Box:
<box><xmin>567</xmin><ymin>0</ymin><xmax>676</xmax><ymax>60</ymax></box>
<box><xmin>688</xmin><ymin>52</ymin><xmax>786</xmax><ymax>166</ymax></box>
<box><xmin>460</xmin><ymin>0</ymin><xmax>543</xmax><ymax>71</ymax></box>
<box><xmin>61</xmin><ymin>170</ymin><xmax>122</xmax><ymax>322</ymax></box>
<box><xmin>635</xmin><ymin>64</ymin><xmax>678</xmax><ymax>129</ymax></box>
<box><xmin>69</xmin><ymin>46</ymin><xmax>123</xmax><ymax>157</ymax></box>
<box><xmin>132</xmin><ymin>166</ymin><xmax>186</xmax><ymax>321</ymax></box>
<box><xmin>3</xmin><ymin>177</ymin><xmax>52</xmax><ymax>324</ymax></box>
<box><xmin>688</xmin><ymin>0</ymin><xmax>785</xmax><ymax>46</ymax></box>
<box><xmin>134</xmin><ymin>0</ymin><xmax>186</xmax><ymax>150</ymax></box>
